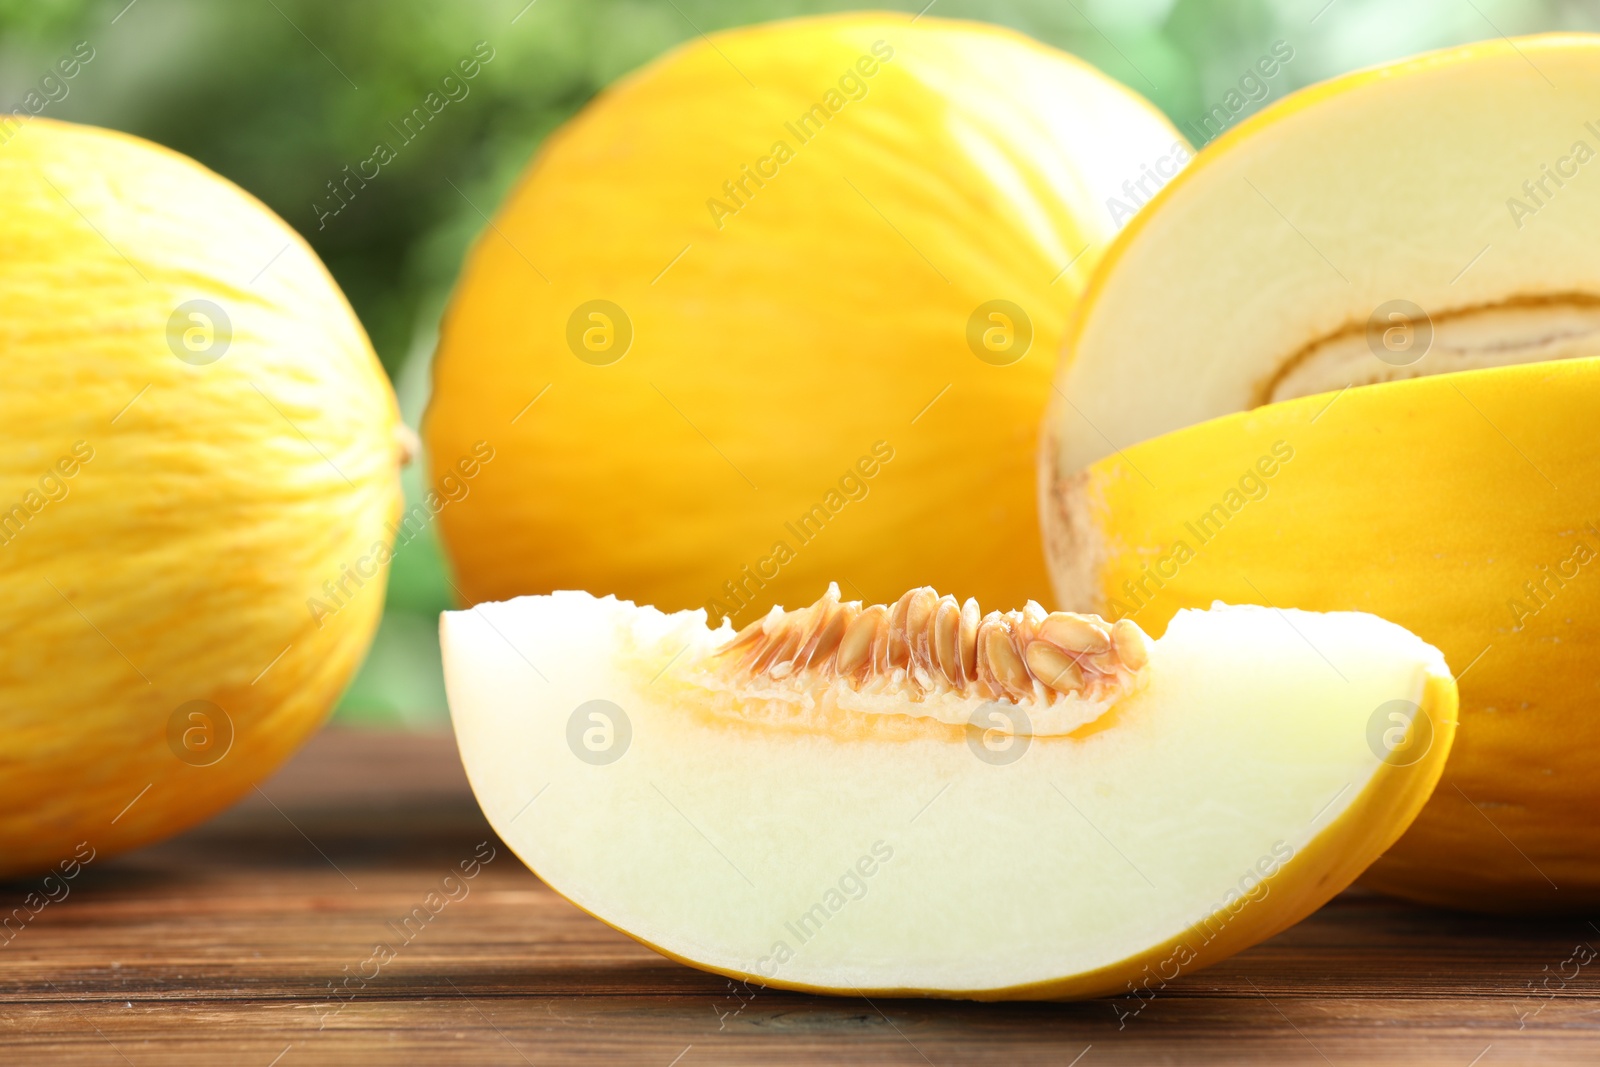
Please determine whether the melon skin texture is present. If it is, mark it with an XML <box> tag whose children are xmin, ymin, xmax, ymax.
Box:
<box><xmin>425</xmin><ymin>13</ymin><xmax>1186</xmax><ymax>625</ymax></box>
<box><xmin>1040</xmin><ymin>36</ymin><xmax>1600</xmax><ymax>911</ymax></box>
<box><xmin>0</xmin><ymin>119</ymin><xmax>403</xmax><ymax>877</ymax></box>
<box><xmin>442</xmin><ymin>590</ymin><xmax>1455</xmax><ymax>999</ymax></box>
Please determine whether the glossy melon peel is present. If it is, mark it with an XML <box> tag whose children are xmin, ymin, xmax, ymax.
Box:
<box><xmin>443</xmin><ymin>587</ymin><xmax>1455</xmax><ymax>999</ymax></box>
<box><xmin>0</xmin><ymin>119</ymin><xmax>403</xmax><ymax>876</ymax></box>
<box><xmin>425</xmin><ymin>13</ymin><xmax>1186</xmax><ymax>624</ymax></box>
<box><xmin>1040</xmin><ymin>35</ymin><xmax>1600</xmax><ymax>910</ymax></box>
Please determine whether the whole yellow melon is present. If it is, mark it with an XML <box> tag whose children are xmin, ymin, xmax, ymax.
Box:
<box><xmin>425</xmin><ymin>14</ymin><xmax>1185</xmax><ymax>624</ymax></box>
<box><xmin>0</xmin><ymin>119</ymin><xmax>403</xmax><ymax>877</ymax></box>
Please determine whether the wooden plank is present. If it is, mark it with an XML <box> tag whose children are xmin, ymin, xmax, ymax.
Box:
<box><xmin>0</xmin><ymin>729</ymin><xmax>1597</xmax><ymax>1065</ymax></box>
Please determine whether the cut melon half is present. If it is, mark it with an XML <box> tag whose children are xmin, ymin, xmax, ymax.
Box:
<box><xmin>1038</xmin><ymin>34</ymin><xmax>1600</xmax><ymax>910</ymax></box>
<box><xmin>442</xmin><ymin>586</ymin><xmax>1456</xmax><ymax>999</ymax></box>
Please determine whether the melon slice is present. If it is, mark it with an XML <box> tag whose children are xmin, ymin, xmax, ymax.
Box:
<box><xmin>442</xmin><ymin>586</ymin><xmax>1455</xmax><ymax>1000</ymax></box>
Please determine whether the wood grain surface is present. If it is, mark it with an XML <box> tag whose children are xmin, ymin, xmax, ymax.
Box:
<box><xmin>1</xmin><ymin>728</ymin><xmax>1597</xmax><ymax>1065</ymax></box>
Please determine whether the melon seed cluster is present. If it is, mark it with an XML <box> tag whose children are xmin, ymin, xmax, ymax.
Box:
<box><xmin>711</xmin><ymin>583</ymin><xmax>1149</xmax><ymax>705</ymax></box>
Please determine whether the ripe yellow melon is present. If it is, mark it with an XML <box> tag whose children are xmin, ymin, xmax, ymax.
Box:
<box><xmin>0</xmin><ymin>119</ymin><xmax>403</xmax><ymax>877</ymax></box>
<box><xmin>1039</xmin><ymin>35</ymin><xmax>1600</xmax><ymax>910</ymax></box>
<box><xmin>425</xmin><ymin>13</ymin><xmax>1186</xmax><ymax>626</ymax></box>
<box><xmin>443</xmin><ymin>585</ymin><xmax>1455</xmax><ymax>999</ymax></box>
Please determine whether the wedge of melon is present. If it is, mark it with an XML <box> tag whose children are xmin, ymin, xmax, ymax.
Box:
<box><xmin>442</xmin><ymin>586</ymin><xmax>1456</xmax><ymax>999</ymax></box>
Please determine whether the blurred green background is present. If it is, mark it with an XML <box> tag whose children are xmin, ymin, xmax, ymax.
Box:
<box><xmin>4</xmin><ymin>0</ymin><xmax>1593</xmax><ymax>727</ymax></box>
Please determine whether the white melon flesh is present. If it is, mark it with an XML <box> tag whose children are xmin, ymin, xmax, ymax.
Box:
<box><xmin>1048</xmin><ymin>35</ymin><xmax>1600</xmax><ymax>478</ymax></box>
<box><xmin>442</xmin><ymin>592</ymin><xmax>1455</xmax><ymax>1000</ymax></box>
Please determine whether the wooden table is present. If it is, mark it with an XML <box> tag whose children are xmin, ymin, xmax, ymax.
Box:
<box><xmin>2</xmin><ymin>728</ymin><xmax>1597</xmax><ymax>1065</ymax></box>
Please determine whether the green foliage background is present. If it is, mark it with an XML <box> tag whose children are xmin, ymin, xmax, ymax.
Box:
<box><xmin>3</xmin><ymin>0</ymin><xmax>1592</xmax><ymax>726</ymax></box>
